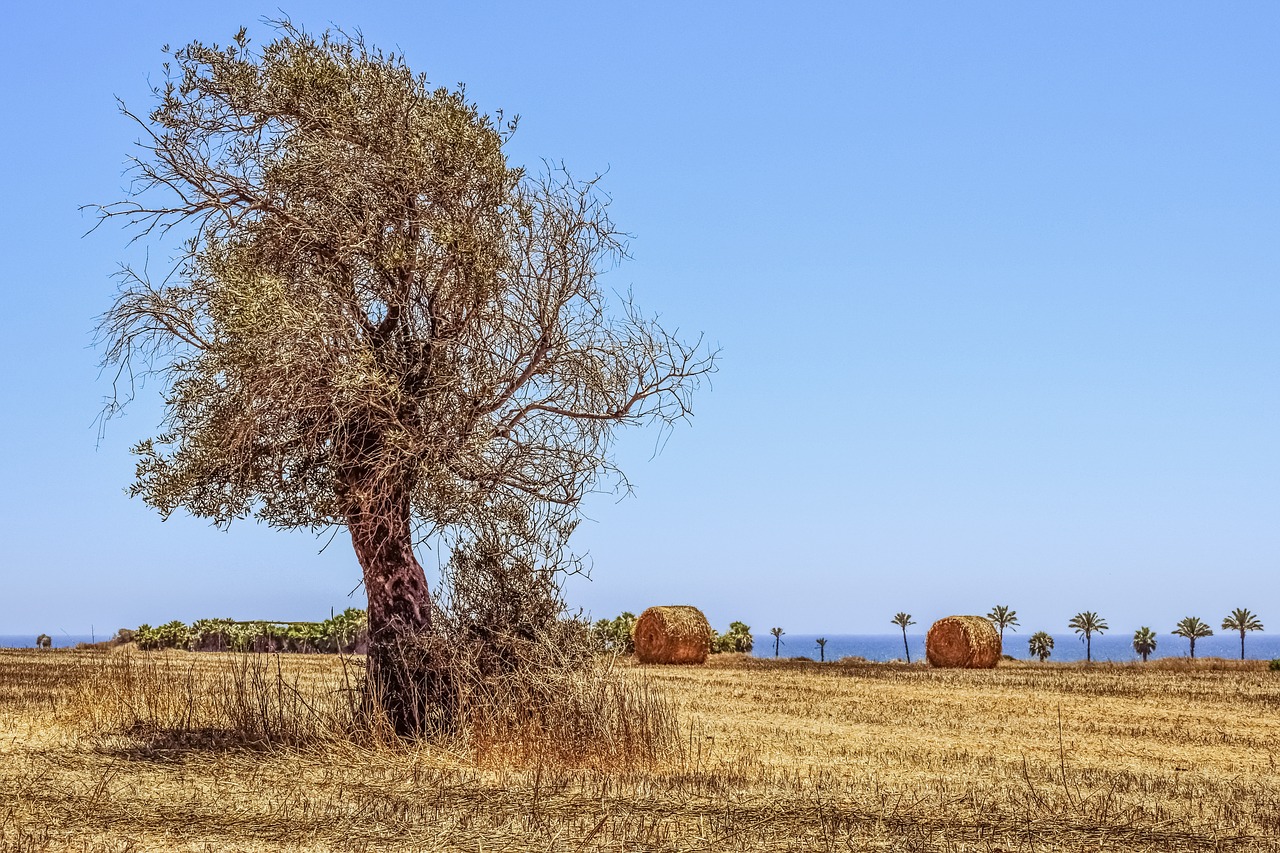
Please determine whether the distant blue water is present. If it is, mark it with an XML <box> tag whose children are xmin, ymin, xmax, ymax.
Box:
<box><xmin>754</xmin><ymin>633</ymin><xmax>1280</xmax><ymax>663</ymax></box>
<box><xmin>0</xmin><ymin>634</ymin><xmax>98</xmax><ymax>649</ymax></box>
<box><xmin>6</xmin><ymin>632</ymin><xmax>1276</xmax><ymax>661</ymax></box>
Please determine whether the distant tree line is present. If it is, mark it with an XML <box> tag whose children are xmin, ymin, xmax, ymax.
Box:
<box><xmin>972</xmin><ymin>605</ymin><xmax>1266</xmax><ymax>663</ymax></box>
<box><xmin>128</xmin><ymin>609</ymin><xmax>368</xmax><ymax>654</ymax></box>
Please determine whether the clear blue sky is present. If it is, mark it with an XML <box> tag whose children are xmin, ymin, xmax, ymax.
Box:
<box><xmin>1</xmin><ymin>3</ymin><xmax>1276</xmax><ymax>638</ymax></box>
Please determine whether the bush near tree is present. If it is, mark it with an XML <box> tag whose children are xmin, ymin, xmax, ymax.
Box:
<box><xmin>591</xmin><ymin>613</ymin><xmax>638</xmax><ymax>655</ymax></box>
<box><xmin>711</xmin><ymin>621</ymin><xmax>754</xmax><ymax>654</ymax></box>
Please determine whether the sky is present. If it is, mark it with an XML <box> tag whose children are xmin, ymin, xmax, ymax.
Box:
<box><xmin>0</xmin><ymin>3</ymin><xmax>1276</xmax><ymax>638</ymax></box>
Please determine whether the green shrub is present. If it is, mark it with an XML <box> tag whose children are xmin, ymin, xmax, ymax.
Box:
<box><xmin>1269</xmin><ymin>659</ymin><xmax>1280</xmax><ymax>672</ymax></box>
<box><xmin>591</xmin><ymin>612</ymin><xmax>637</xmax><ymax>654</ymax></box>
<box><xmin>713</xmin><ymin>621</ymin><xmax>753</xmax><ymax>653</ymax></box>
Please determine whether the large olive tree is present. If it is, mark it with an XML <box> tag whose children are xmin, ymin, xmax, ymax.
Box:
<box><xmin>94</xmin><ymin>22</ymin><xmax>714</xmax><ymax>734</ymax></box>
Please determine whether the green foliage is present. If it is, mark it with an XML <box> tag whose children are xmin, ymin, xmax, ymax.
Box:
<box><xmin>1028</xmin><ymin>631</ymin><xmax>1054</xmax><ymax>662</ymax></box>
<box><xmin>1068</xmin><ymin>611</ymin><xmax>1108</xmax><ymax>637</ymax></box>
<box><xmin>711</xmin><ymin>621</ymin><xmax>754</xmax><ymax>654</ymax></box>
<box><xmin>770</xmin><ymin>627</ymin><xmax>785</xmax><ymax>658</ymax></box>
<box><xmin>1222</xmin><ymin>608</ymin><xmax>1264</xmax><ymax>660</ymax></box>
<box><xmin>1172</xmin><ymin>616</ymin><xmax>1213</xmax><ymax>658</ymax></box>
<box><xmin>986</xmin><ymin>605</ymin><xmax>1019</xmax><ymax>637</ymax></box>
<box><xmin>1132</xmin><ymin>627</ymin><xmax>1158</xmax><ymax>662</ymax></box>
<box><xmin>892</xmin><ymin>613</ymin><xmax>915</xmax><ymax>663</ymax></box>
<box><xmin>1269</xmin><ymin>659</ymin><xmax>1280</xmax><ymax>672</ymax></box>
<box><xmin>1068</xmin><ymin>611</ymin><xmax>1107</xmax><ymax>662</ymax></box>
<box><xmin>591</xmin><ymin>612</ymin><xmax>637</xmax><ymax>654</ymax></box>
<box><xmin>1222</xmin><ymin>608</ymin><xmax>1263</xmax><ymax>634</ymax></box>
<box><xmin>135</xmin><ymin>610</ymin><xmax>368</xmax><ymax>654</ymax></box>
<box><xmin>151</xmin><ymin>620</ymin><xmax>192</xmax><ymax>650</ymax></box>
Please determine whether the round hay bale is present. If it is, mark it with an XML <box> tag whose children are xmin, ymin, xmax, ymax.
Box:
<box><xmin>634</xmin><ymin>606</ymin><xmax>711</xmax><ymax>664</ymax></box>
<box><xmin>926</xmin><ymin>616</ymin><xmax>1001</xmax><ymax>668</ymax></box>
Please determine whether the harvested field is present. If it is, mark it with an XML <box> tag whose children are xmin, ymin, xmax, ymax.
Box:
<box><xmin>1</xmin><ymin>648</ymin><xmax>1278</xmax><ymax>851</ymax></box>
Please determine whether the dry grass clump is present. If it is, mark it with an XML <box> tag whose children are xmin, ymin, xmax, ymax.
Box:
<box><xmin>401</xmin><ymin>627</ymin><xmax>681</xmax><ymax>768</ymax></box>
<box><xmin>633</xmin><ymin>605</ymin><xmax>711</xmax><ymax>664</ymax></box>
<box><xmin>63</xmin><ymin>644</ymin><xmax>679</xmax><ymax>771</ymax></box>
<box><xmin>70</xmin><ymin>649</ymin><xmax>370</xmax><ymax>750</ymax></box>
<box><xmin>926</xmin><ymin>614</ymin><xmax>1001</xmax><ymax>668</ymax></box>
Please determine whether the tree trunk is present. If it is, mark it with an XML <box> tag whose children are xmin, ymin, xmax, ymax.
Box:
<box><xmin>1190</xmin><ymin>638</ymin><xmax>1196</xmax><ymax>658</ymax></box>
<box><xmin>1241</xmin><ymin>632</ymin><xmax>1246</xmax><ymax>660</ymax></box>
<box><xmin>343</xmin><ymin>475</ymin><xmax>451</xmax><ymax>736</ymax></box>
<box><xmin>902</xmin><ymin>631</ymin><xmax>910</xmax><ymax>664</ymax></box>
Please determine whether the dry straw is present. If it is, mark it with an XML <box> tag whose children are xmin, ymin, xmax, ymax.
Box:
<box><xmin>633</xmin><ymin>606</ymin><xmax>711</xmax><ymax>664</ymax></box>
<box><xmin>926</xmin><ymin>615</ymin><xmax>1001</xmax><ymax>668</ymax></box>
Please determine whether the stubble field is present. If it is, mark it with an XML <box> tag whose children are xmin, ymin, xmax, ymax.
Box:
<box><xmin>0</xmin><ymin>648</ymin><xmax>1277</xmax><ymax>852</ymax></box>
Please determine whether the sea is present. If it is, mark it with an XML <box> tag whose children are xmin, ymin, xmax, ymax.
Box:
<box><xmin>4</xmin><ymin>631</ymin><xmax>1278</xmax><ymax>662</ymax></box>
<box><xmin>0</xmin><ymin>634</ymin><xmax>99</xmax><ymax>649</ymax></box>
<box><xmin>753</xmin><ymin>633</ymin><xmax>1280</xmax><ymax>663</ymax></box>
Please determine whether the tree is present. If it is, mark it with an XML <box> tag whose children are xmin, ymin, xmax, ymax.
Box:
<box><xmin>591</xmin><ymin>612</ymin><xmax>636</xmax><ymax>655</ymax></box>
<box><xmin>719</xmin><ymin>621</ymin><xmax>754</xmax><ymax>653</ymax></box>
<box><xmin>1028</xmin><ymin>631</ymin><xmax>1053</xmax><ymax>662</ymax></box>
<box><xmin>92</xmin><ymin>23</ymin><xmax>714</xmax><ymax>735</ymax></box>
<box><xmin>891</xmin><ymin>612</ymin><xmax>915</xmax><ymax>663</ymax></box>
<box><xmin>986</xmin><ymin>605</ymin><xmax>1019</xmax><ymax>644</ymax></box>
<box><xmin>36</xmin><ymin>634</ymin><xmax>51</xmax><ymax>651</ymax></box>
<box><xmin>770</xmin><ymin>627</ymin><xmax>785</xmax><ymax>658</ymax></box>
<box><xmin>1068</xmin><ymin>611</ymin><xmax>1108</xmax><ymax>663</ymax></box>
<box><xmin>815</xmin><ymin>637</ymin><xmax>827</xmax><ymax>662</ymax></box>
<box><xmin>1132</xmin><ymin>627</ymin><xmax>1157</xmax><ymax>663</ymax></box>
<box><xmin>1172</xmin><ymin>616</ymin><xmax>1213</xmax><ymax>658</ymax></box>
<box><xmin>1221</xmin><ymin>608</ymin><xmax>1263</xmax><ymax>661</ymax></box>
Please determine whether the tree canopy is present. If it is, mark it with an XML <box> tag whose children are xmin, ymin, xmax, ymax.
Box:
<box><xmin>98</xmin><ymin>23</ymin><xmax>711</xmax><ymax>545</ymax></box>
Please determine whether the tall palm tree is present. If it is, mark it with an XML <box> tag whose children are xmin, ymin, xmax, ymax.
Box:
<box><xmin>815</xmin><ymin>637</ymin><xmax>827</xmax><ymax>662</ymax></box>
<box><xmin>770</xmin><ymin>627</ymin><xmax>785</xmax><ymax>658</ymax></box>
<box><xmin>1028</xmin><ymin>631</ymin><xmax>1054</xmax><ymax>662</ymax></box>
<box><xmin>986</xmin><ymin>605</ymin><xmax>1020</xmax><ymax>644</ymax></box>
<box><xmin>1068</xmin><ymin>611</ymin><xmax>1108</xmax><ymax>662</ymax></box>
<box><xmin>891</xmin><ymin>612</ymin><xmax>915</xmax><ymax>663</ymax></box>
<box><xmin>1132</xmin><ymin>627</ymin><xmax>1157</xmax><ymax>663</ymax></box>
<box><xmin>1172</xmin><ymin>616</ymin><xmax>1213</xmax><ymax>658</ymax></box>
<box><xmin>1221</xmin><ymin>608</ymin><xmax>1264</xmax><ymax>661</ymax></box>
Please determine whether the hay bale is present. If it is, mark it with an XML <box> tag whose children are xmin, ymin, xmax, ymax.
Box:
<box><xmin>633</xmin><ymin>606</ymin><xmax>711</xmax><ymax>664</ymax></box>
<box><xmin>926</xmin><ymin>616</ymin><xmax>1001</xmax><ymax>668</ymax></box>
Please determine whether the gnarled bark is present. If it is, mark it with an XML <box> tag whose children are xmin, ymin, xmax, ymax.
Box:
<box><xmin>343</xmin><ymin>475</ymin><xmax>452</xmax><ymax>736</ymax></box>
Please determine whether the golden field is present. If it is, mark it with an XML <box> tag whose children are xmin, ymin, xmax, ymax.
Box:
<box><xmin>1</xmin><ymin>648</ymin><xmax>1278</xmax><ymax>852</ymax></box>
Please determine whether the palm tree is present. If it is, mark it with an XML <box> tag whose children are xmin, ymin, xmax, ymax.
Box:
<box><xmin>1068</xmin><ymin>611</ymin><xmax>1108</xmax><ymax>662</ymax></box>
<box><xmin>1172</xmin><ymin>616</ymin><xmax>1213</xmax><ymax>658</ymax></box>
<box><xmin>986</xmin><ymin>605</ymin><xmax>1020</xmax><ymax>644</ymax></box>
<box><xmin>891</xmin><ymin>612</ymin><xmax>915</xmax><ymax>663</ymax></box>
<box><xmin>1132</xmin><ymin>627</ymin><xmax>1157</xmax><ymax>662</ymax></box>
<box><xmin>1221</xmin><ymin>608</ymin><xmax>1264</xmax><ymax>660</ymax></box>
<box><xmin>770</xmin><ymin>627</ymin><xmax>785</xmax><ymax>658</ymax></box>
<box><xmin>816</xmin><ymin>637</ymin><xmax>827</xmax><ymax>662</ymax></box>
<box><xmin>1028</xmin><ymin>631</ymin><xmax>1054</xmax><ymax>662</ymax></box>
